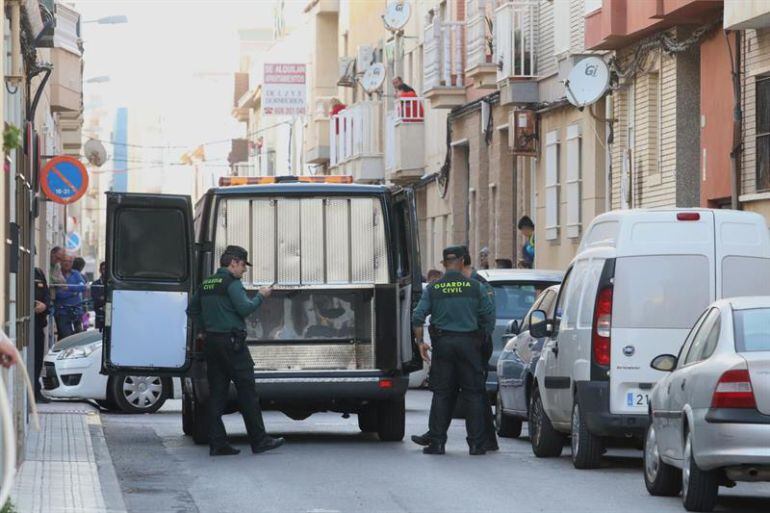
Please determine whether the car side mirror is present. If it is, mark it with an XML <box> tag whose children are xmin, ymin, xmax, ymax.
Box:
<box><xmin>507</xmin><ymin>319</ymin><xmax>520</xmax><ymax>336</ymax></box>
<box><xmin>529</xmin><ymin>310</ymin><xmax>550</xmax><ymax>339</ymax></box>
<box><xmin>651</xmin><ymin>354</ymin><xmax>677</xmax><ymax>372</ymax></box>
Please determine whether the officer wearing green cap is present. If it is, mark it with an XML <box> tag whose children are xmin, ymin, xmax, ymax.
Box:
<box><xmin>187</xmin><ymin>245</ymin><xmax>285</xmax><ymax>456</ymax></box>
<box><xmin>411</xmin><ymin>245</ymin><xmax>496</xmax><ymax>455</ymax></box>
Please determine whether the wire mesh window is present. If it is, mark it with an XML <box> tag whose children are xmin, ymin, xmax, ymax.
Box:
<box><xmin>757</xmin><ymin>76</ymin><xmax>770</xmax><ymax>191</ymax></box>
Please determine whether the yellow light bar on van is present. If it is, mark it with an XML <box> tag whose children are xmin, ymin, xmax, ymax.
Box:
<box><xmin>298</xmin><ymin>175</ymin><xmax>354</xmax><ymax>184</ymax></box>
<box><xmin>219</xmin><ymin>176</ymin><xmax>277</xmax><ymax>186</ymax></box>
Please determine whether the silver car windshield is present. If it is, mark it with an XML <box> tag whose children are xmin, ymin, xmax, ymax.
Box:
<box><xmin>733</xmin><ymin>308</ymin><xmax>770</xmax><ymax>352</ymax></box>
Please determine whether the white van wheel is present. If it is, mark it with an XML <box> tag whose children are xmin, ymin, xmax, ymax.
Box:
<box><xmin>643</xmin><ymin>423</ymin><xmax>681</xmax><ymax>496</ymax></box>
<box><xmin>682</xmin><ymin>431</ymin><xmax>718</xmax><ymax>512</ymax></box>
<box><xmin>571</xmin><ymin>401</ymin><xmax>603</xmax><ymax>469</ymax></box>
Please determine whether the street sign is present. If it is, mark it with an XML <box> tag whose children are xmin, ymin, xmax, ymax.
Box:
<box><xmin>262</xmin><ymin>63</ymin><xmax>307</xmax><ymax>117</ymax></box>
<box><xmin>65</xmin><ymin>231</ymin><xmax>81</xmax><ymax>252</ymax></box>
<box><xmin>40</xmin><ymin>155</ymin><xmax>89</xmax><ymax>204</ymax></box>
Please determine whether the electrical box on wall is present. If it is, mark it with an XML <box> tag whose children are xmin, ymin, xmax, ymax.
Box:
<box><xmin>510</xmin><ymin>109</ymin><xmax>537</xmax><ymax>156</ymax></box>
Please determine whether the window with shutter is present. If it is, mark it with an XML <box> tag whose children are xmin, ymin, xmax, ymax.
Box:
<box><xmin>545</xmin><ymin>130</ymin><xmax>560</xmax><ymax>241</ymax></box>
<box><xmin>566</xmin><ymin>123</ymin><xmax>582</xmax><ymax>239</ymax></box>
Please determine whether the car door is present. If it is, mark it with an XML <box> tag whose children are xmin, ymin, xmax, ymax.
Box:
<box><xmin>515</xmin><ymin>289</ymin><xmax>557</xmax><ymax>413</ymax></box>
<box><xmin>392</xmin><ymin>188</ymin><xmax>423</xmax><ymax>372</ymax></box>
<box><xmin>501</xmin><ymin>293</ymin><xmax>543</xmax><ymax>412</ymax></box>
<box><xmin>102</xmin><ymin>192</ymin><xmax>195</xmax><ymax>376</ymax></box>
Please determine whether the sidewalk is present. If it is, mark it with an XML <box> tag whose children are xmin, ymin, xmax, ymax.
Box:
<box><xmin>11</xmin><ymin>403</ymin><xmax>126</xmax><ymax>513</ymax></box>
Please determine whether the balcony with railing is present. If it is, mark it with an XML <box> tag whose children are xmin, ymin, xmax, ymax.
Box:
<box><xmin>305</xmin><ymin>96</ymin><xmax>334</xmax><ymax>164</ymax></box>
<box><xmin>329</xmin><ymin>100</ymin><xmax>384</xmax><ymax>183</ymax></box>
<box><xmin>494</xmin><ymin>1</ymin><xmax>538</xmax><ymax>82</ymax></box>
<box><xmin>423</xmin><ymin>17</ymin><xmax>466</xmax><ymax>109</ymax></box>
<box><xmin>385</xmin><ymin>97</ymin><xmax>426</xmax><ymax>184</ymax></box>
<box><xmin>465</xmin><ymin>0</ymin><xmax>497</xmax><ymax>89</ymax></box>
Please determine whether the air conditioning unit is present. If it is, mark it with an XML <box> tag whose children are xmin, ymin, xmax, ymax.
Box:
<box><xmin>356</xmin><ymin>45</ymin><xmax>374</xmax><ymax>74</ymax></box>
<box><xmin>338</xmin><ymin>57</ymin><xmax>355</xmax><ymax>87</ymax></box>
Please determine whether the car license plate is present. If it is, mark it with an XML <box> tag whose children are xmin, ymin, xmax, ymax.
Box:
<box><xmin>626</xmin><ymin>390</ymin><xmax>650</xmax><ymax>408</ymax></box>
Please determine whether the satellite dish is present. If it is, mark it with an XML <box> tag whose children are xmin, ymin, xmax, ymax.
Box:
<box><xmin>565</xmin><ymin>56</ymin><xmax>610</xmax><ymax>108</ymax></box>
<box><xmin>360</xmin><ymin>63</ymin><xmax>386</xmax><ymax>94</ymax></box>
<box><xmin>83</xmin><ymin>139</ymin><xmax>108</xmax><ymax>167</ymax></box>
<box><xmin>383</xmin><ymin>1</ymin><xmax>411</xmax><ymax>31</ymax></box>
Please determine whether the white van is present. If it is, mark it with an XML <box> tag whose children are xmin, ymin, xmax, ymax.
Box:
<box><xmin>528</xmin><ymin>209</ymin><xmax>770</xmax><ymax>469</ymax></box>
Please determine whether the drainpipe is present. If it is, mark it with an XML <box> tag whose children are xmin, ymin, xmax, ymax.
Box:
<box><xmin>729</xmin><ymin>30</ymin><xmax>742</xmax><ymax>210</ymax></box>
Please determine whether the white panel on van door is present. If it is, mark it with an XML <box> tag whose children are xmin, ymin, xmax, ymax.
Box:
<box><xmin>714</xmin><ymin>211</ymin><xmax>770</xmax><ymax>298</ymax></box>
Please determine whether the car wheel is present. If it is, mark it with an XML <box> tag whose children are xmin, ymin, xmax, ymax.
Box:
<box><xmin>529</xmin><ymin>387</ymin><xmax>563</xmax><ymax>457</ymax></box>
<box><xmin>111</xmin><ymin>375</ymin><xmax>169</xmax><ymax>414</ymax></box>
<box><xmin>358</xmin><ymin>403</ymin><xmax>378</xmax><ymax>433</ymax></box>
<box><xmin>682</xmin><ymin>431</ymin><xmax>718</xmax><ymax>512</ymax></box>
<box><xmin>495</xmin><ymin>393</ymin><xmax>522</xmax><ymax>438</ymax></box>
<box><xmin>644</xmin><ymin>423</ymin><xmax>681</xmax><ymax>496</ymax></box>
<box><xmin>571</xmin><ymin>401</ymin><xmax>603</xmax><ymax>469</ymax></box>
<box><xmin>376</xmin><ymin>396</ymin><xmax>405</xmax><ymax>441</ymax></box>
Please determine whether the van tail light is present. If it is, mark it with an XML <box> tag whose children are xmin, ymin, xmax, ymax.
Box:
<box><xmin>711</xmin><ymin>368</ymin><xmax>756</xmax><ymax>409</ymax></box>
<box><xmin>379</xmin><ymin>378</ymin><xmax>394</xmax><ymax>389</ymax></box>
<box><xmin>677</xmin><ymin>212</ymin><xmax>700</xmax><ymax>221</ymax></box>
<box><xmin>592</xmin><ymin>286</ymin><xmax>613</xmax><ymax>367</ymax></box>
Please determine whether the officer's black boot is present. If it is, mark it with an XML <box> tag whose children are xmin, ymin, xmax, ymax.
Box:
<box><xmin>422</xmin><ymin>442</ymin><xmax>445</xmax><ymax>455</ymax></box>
<box><xmin>210</xmin><ymin>445</ymin><xmax>240</xmax><ymax>456</ymax></box>
<box><xmin>251</xmin><ymin>436</ymin><xmax>285</xmax><ymax>454</ymax></box>
<box><xmin>469</xmin><ymin>445</ymin><xmax>487</xmax><ymax>456</ymax></box>
<box><xmin>410</xmin><ymin>432</ymin><xmax>431</xmax><ymax>446</ymax></box>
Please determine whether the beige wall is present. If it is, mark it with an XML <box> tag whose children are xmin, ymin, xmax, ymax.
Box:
<box><xmin>535</xmin><ymin>104</ymin><xmax>606</xmax><ymax>271</ymax></box>
<box><xmin>724</xmin><ymin>0</ymin><xmax>770</xmax><ymax>30</ymax></box>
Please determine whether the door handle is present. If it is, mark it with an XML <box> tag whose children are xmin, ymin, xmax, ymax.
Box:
<box><xmin>680</xmin><ymin>379</ymin><xmax>686</xmax><ymax>390</ymax></box>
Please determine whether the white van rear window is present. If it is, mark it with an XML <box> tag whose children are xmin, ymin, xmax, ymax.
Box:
<box><xmin>722</xmin><ymin>256</ymin><xmax>770</xmax><ymax>298</ymax></box>
<box><xmin>613</xmin><ymin>255</ymin><xmax>710</xmax><ymax>329</ymax></box>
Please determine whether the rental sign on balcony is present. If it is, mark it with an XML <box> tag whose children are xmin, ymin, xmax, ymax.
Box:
<box><xmin>262</xmin><ymin>63</ymin><xmax>306</xmax><ymax>117</ymax></box>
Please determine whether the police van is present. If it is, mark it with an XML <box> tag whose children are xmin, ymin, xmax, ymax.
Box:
<box><xmin>100</xmin><ymin>175</ymin><xmax>423</xmax><ymax>443</ymax></box>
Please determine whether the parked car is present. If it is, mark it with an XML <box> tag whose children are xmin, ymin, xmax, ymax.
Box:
<box><xmin>496</xmin><ymin>285</ymin><xmax>560</xmax><ymax>438</ymax></box>
<box><xmin>476</xmin><ymin>269</ymin><xmax>563</xmax><ymax>397</ymax></box>
<box><xmin>644</xmin><ymin>298</ymin><xmax>770</xmax><ymax>512</ymax></box>
<box><xmin>41</xmin><ymin>330</ymin><xmax>179</xmax><ymax>413</ymax></box>
<box><xmin>529</xmin><ymin>208</ymin><xmax>770</xmax><ymax>469</ymax></box>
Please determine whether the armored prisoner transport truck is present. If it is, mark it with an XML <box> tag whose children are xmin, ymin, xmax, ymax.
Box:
<box><xmin>101</xmin><ymin>176</ymin><xmax>423</xmax><ymax>443</ymax></box>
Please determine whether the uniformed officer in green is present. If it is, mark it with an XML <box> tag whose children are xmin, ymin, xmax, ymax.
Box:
<box><xmin>411</xmin><ymin>246</ymin><xmax>496</xmax><ymax>455</ymax></box>
<box><xmin>187</xmin><ymin>245</ymin><xmax>285</xmax><ymax>456</ymax></box>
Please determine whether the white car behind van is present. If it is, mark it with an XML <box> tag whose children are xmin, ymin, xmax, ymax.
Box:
<box><xmin>528</xmin><ymin>209</ymin><xmax>770</xmax><ymax>469</ymax></box>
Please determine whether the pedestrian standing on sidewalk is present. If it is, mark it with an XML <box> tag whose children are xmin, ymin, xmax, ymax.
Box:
<box><xmin>34</xmin><ymin>267</ymin><xmax>51</xmax><ymax>401</ymax></box>
<box><xmin>54</xmin><ymin>255</ymin><xmax>86</xmax><ymax>340</ymax></box>
<box><xmin>49</xmin><ymin>246</ymin><xmax>65</xmax><ymax>302</ymax></box>
<box><xmin>187</xmin><ymin>245</ymin><xmax>285</xmax><ymax>457</ymax></box>
<box><xmin>91</xmin><ymin>262</ymin><xmax>107</xmax><ymax>332</ymax></box>
<box><xmin>410</xmin><ymin>246</ymin><xmax>496</xmax><ymax>455</ymax></box>
<box><xmin>72</xmin><ymin>257</ymin><xmax>90</xmax><ymax>330</ymax></box>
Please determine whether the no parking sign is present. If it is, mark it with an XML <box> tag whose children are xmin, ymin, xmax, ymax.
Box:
<box><xmin>40</xmin><ymin>156</ymin><xmax>89</xmax><ymax>204</ymax></box>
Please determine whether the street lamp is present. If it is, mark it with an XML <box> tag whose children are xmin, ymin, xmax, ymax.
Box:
<box><xmin>82</xmin><ymin>15</ymin><xmax>128</xmax><ymax>25</ymax></box>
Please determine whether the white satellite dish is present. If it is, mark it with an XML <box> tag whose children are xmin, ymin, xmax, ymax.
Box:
<box><xmin>360</xmin><ymin>63</ymin><xmax>386</xmax><ymax>94</ymax></box>
<box><xmin>565</xmin><ymin>56</ymin><xmax>610</xmax><ymax>108</ymax></box>
<box><xmin>383</xmin><ymin>1</ymin><xmax>411</xmax><ymax>31</ymax></box>
<box><xmin>83</xmin><ymin>139</ymin><xmax>108</xmax><ymax>167</ymax></box>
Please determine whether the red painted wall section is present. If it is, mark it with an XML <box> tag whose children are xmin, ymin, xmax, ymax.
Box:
<box><xmin>700</xmin><ymin>29</ymin><xmax>734</xmax><ymax>206</ymax></box>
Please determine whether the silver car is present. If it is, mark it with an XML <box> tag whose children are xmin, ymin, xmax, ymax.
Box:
<box><xmin>644</xmin><ymin>297</ymin><xmax>770</xmax><ymax>512</ymax></box>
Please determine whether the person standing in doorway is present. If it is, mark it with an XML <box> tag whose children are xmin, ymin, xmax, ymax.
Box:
<box><xmin>517</xmin><ymin>216</ymin><xmax>535</xmax><ymax>269</ymax></box>
<box><xmin>54</xmin><ymin>255</ymin><xmax>86</xmax><ymax>340</ymax></box>
<box><xmin>479</xmin><ymin>247</ymin><xmax>490</xmax><ymax>270</ymax></box>
<box><xmin>187</xmin><ymin>245</ymin><xmax>285</xmax><ymax>456</ymax></box>
<box><xmin>34</xmin><ymin>267</ymin><xmax>50</xmax><ymax>401</ymax></box>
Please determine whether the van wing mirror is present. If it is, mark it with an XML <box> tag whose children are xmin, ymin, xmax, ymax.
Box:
<box><xmin>651</xmin><ymin>354</ymin><xmax>677</xmax><ymax>372</ymax></box>
<box><xmin>529</xmin><ymin>310</ymin><xmax>550</xmax><ymax>339</ymax></box>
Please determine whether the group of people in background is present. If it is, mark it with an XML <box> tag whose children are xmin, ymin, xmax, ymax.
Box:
<box><xmin>32</xmin><ymin>250</ymin><xmax>106</xmax><ymax>401</ymax></box>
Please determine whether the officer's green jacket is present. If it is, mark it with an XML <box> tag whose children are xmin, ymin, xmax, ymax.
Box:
<box><xmin>412</xmin><ymin>270</ymin><xmax>496</xmax><ymax>334</ymax></box>
<box><xmin>471</xmin><ymin>269</ymin><xmax>496</xmax><ymax>336</ymax></box>
<box><xmin>187</xmin><ymin>267</ymin><xmax>264</xmax><ymax>333</ymax></box>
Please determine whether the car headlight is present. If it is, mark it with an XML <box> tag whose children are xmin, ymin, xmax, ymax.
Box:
<box><xmin>57</xmin><ymin>342</ymin><xmax>101</xmax><ymax>360</ymax></box>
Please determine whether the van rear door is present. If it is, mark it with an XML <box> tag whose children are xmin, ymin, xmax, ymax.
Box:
<box><xmin>715</xmin><ymin>210</ymin><xmax>770</xmax><ymax>298</ymax></box>
<box><xmin>392</xmin><ymin>188</ymin><xmax>423</xmax><ymax>372</ymax></box>
<box><xmin>610</xmin><ymin>211</ymin><xmax>715</xmax><ymax>415</ymax></box>
<box><xmin>102</xmin><ymin>193</ymin><xmax>194</xmax><ymax>376</ymax></box>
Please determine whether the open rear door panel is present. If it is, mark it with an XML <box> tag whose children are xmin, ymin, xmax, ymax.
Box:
<box><xmin>102</xmin><ymin>193</ymin><xmax>194</xmax><ymax>376</ymax></box>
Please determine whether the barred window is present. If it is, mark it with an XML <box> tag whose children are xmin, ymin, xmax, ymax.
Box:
<box><xmin>756</xmin><ymin>76</ymin><xmax>770</xmax><ymax>191</ymax></box>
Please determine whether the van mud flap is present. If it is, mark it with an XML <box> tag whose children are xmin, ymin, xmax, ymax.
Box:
<box><xmin>375</xmin><ymin>285</ymin><xmax>398</xmax><ymax>371</ymax></box>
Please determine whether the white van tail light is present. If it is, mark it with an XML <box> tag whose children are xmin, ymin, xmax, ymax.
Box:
<box><xmin>711</xmin><ymin>368</ymin><xmax>757</xmax><ymax>409</ymax></box>
<box><xmin>592</xmin><ymin>286</ymin><xmax>613</xmax><ymax>367</ymax></box>
<box><xmin>676</xmin><ymin>212</ymin><xmax>700</xmax><ymax>221</ymax></box>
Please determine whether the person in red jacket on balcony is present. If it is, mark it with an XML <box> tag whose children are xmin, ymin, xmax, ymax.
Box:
<box><xmin>329</xmin><ymin>98</ymin><xmax>347</xmax><ymax>134</ymax></box>
<box><xmin>396</xmin><ymin>83</ymin><xmax>424</xmax><ymax>122</ymax></box>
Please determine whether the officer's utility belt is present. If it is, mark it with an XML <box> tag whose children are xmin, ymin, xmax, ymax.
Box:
<box><xmin>428</xmin><ymin>325</ymin><xmax>483</xmax><ymax>340</ymax></box>
<box><xmin>206</xmin><ymin>330</ymin><xmax>248</xmax><ymax>352</ymax></box>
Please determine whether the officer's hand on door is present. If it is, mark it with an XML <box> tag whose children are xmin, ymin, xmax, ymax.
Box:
<box><xmin>258</xmin><ymin>286</ymin><xmax>273</xmax><ymax>298</ymax></box>
<box><xmin>418</xmin><ymin>342</ymin><xmax>431</xmax><ymax>363</ymax></box>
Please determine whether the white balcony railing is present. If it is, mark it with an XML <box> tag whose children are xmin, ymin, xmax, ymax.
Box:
<box><xmin>394</xmin><ymin>96</ymin><xmax>425</xmax><ymax>124</ymax></box>
<box><xmin>329</xmin><ymin>100</ymin><xmax>383</xmax><ymax>168</ymax></box>
<box><xmin>466</xmin><ymin>0</ymin><xmax>494</xmax><ymax>71</ymax></box>
<box><xmin>423</xmin><ymin>19</ymin><xmax>465</xmax><ymax>91</ymax></box>
<box><xmin>494</xmin><ymin>1</ymin><xmax>538</xmax><ymax>80</ymax></box>
<box><xmin>386</xmin><ymin>98</ymin><xmax>426</xmax><ymax>178</ymax></box>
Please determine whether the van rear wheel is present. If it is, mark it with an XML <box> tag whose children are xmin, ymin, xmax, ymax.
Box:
<box><xmin>191</xmin><ymin>396</ymin><xmax>210</xmax><ymax>445</ymax></box>
<box><xmin>358</xmin><ymin>404</ymin><xmax>378</xmax><ymax>433</ymax></box>
<box><xmin>571</xmin><ymin>401</ymin><xmax>604</xmax><ymax>469</ymax></box>
<box><xmin>529</xmin><ymin>388</ymin><xmax>563</xmax><ymax>457</ymax></box>
<box><xmin>376</xmin><ymin>397</ymin><xmax>405</xmax><ymax>441</ymax></box>
<box><xmin>182</xmin><ymin>390</ymin><xmax>194</xmax><ymax>436</ymax></box>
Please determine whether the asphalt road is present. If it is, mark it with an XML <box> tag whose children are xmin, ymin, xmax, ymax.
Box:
<box><xmin>100</xmin><ymin>390</ymin><xmax>770</xmax><ymax>513</ymax></box>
